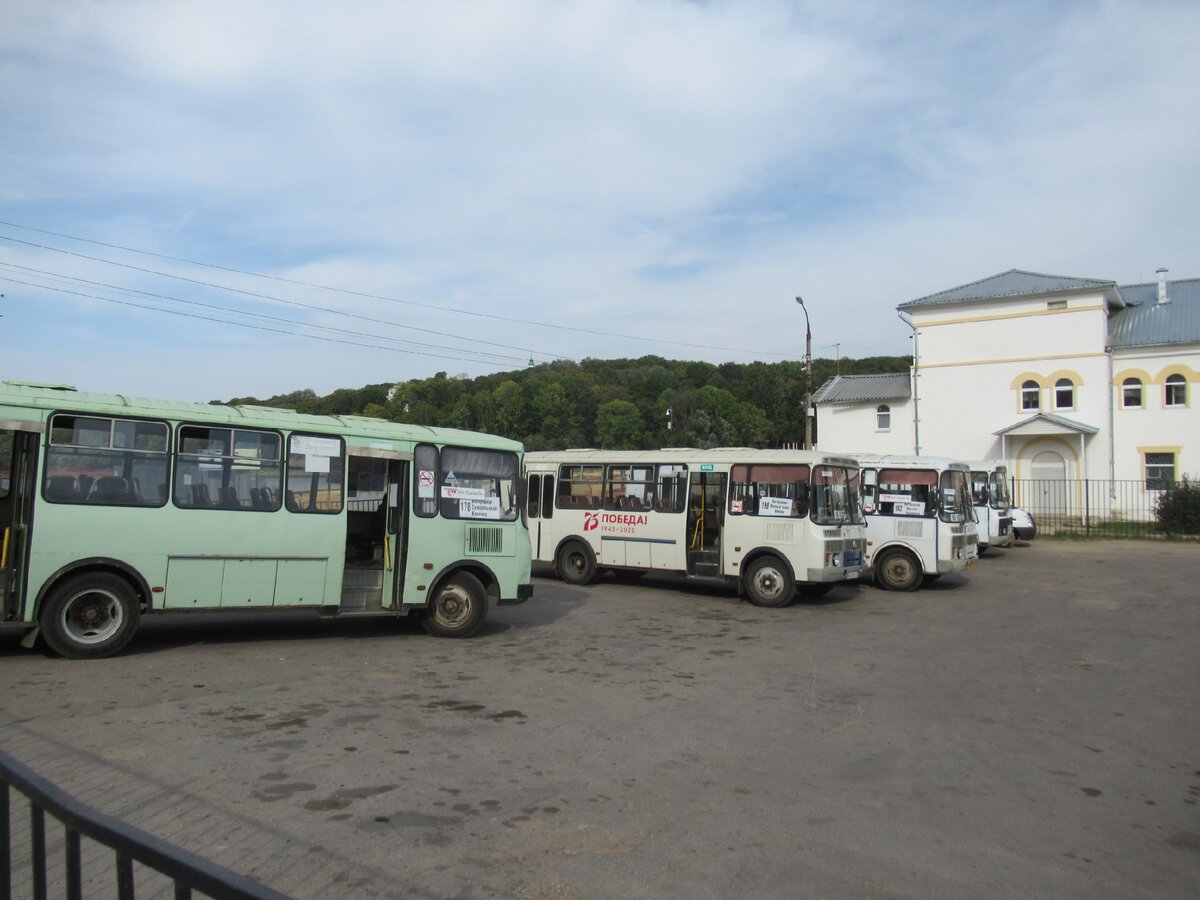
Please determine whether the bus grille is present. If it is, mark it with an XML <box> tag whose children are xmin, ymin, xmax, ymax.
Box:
<box><xmin>466</xmin><ymin>526</ymin><xmax>506</xmax><ymax>555</ymax></box>
<box><xmin>823</xmin><ymin>538</ymin><xmax>864</xmax><ymax>553</ymax></box>
<box><xmin>897</xmin><ymin>520</ymin><xmax>925</xmax><ymax>539</ymax></box>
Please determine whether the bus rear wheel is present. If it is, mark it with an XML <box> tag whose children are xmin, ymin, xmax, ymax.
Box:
<box><xmin>744</xmin><ymin>555</ymin><xmax>796</xmax><ymax>608</ymax></box>
<box><xmin>875</xmin><ymin>549</ymin><xmax>923</xmax><ymax>592</ymax></box>
<box><xmin>557</xmin><ymin>541</ymin><xmax>597</xmax><ymax>585</ymax></box>
<box><xmin>40</xmin><ymin>573</ymin><xmax>141</xmax><ymax>659</ymax></box>
<box><xmin>423</xmin><ymin>572</ymin><xmax>488</xmax><ymax>638</ymax></box>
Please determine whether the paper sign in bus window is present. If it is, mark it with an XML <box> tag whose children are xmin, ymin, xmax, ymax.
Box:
<box><xmin>418</xmin><ymin>469</ymin><xmax>435</xmax><ymax>498</ymax></box>
<box><xmin>459</xmin><ymin>497</ymin><xmax>502</xmax><ymax>519</ymax></box>
<box><xmin>758</xmin><ymin>496</ymin><xmax>794</xmax><ymax>516</ymax></box>
<box><xmin>291</xmin><ymin>435</ymin><xmax>340</xmax><ymax>457</ymax></box>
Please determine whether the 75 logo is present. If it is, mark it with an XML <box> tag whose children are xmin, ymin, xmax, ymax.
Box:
<box><xmin>583</xmin><ymin>511</ymin><xmax>599</xmax><ymax>532</ymax></box>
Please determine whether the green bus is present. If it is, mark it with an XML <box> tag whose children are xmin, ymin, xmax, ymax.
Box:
<box><xmin>0</xmin><ymin>381</ymin><xmax>532</xmax><ymax>658</ymax></box>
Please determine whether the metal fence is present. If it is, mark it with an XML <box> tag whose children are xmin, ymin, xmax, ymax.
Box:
<box><xmin>1010</xmin><ymin>478</ymin><xmax>1193</xmax><ymax>538</ymax></box>
<box><xmin>1</xmin><ymin>749</ymin><xmax>288</xmax><ymax>900</ymax></box>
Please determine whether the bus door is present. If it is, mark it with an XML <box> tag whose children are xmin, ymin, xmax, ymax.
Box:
<box><xmin>526</xmin><ymin>470</ymin><xmax>555</xmax><ymax>562</ymax></box>
<box><xmin>1</xmin><ymin>424</ymin><xmax>41</xmax><ymax>622</ymax></box>
<box><xmin>343</xmin><ymin>452</ymin><xmax>409</xmax><ymax>612</ymax></box>
<box><xmin>686</xmin><ymin>470</ymin><xmax>726</xmax><ymax>577</ymax></box>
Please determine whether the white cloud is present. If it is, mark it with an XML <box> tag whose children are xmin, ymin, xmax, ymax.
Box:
<box><xmin>1</xmin><ymin>0</ymin><xmax>1198</xmax><ymax>400</ymax></box>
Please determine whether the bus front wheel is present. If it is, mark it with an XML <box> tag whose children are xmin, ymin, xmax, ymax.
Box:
<box><xmin>423</xmin><ymin>572</ymin><xmax>488</xmax><ymax>638</ymax></box>
<box><xmin>557</xmin><ymin>541</ymin><xmax>597</xmax><ymax>585</ymax></box>
<box><xmin>40</xmin><ymin>572</ymin><xmax>141</xmax><ymax>659</ymax></box>
<box><xmin>744</xmin><ymin>556</ymin><xmax>796</xmax><ymax>608</ymax></box>
<box><xmin>875</xmin><ymin>549</ymin><xmax>923</xmax><ymax>592</ymax></box>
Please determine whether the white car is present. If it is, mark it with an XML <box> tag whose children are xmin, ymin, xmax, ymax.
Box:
<box><xmin>1011</xmin><ymin>506</ymin><xmax>1037</xmax><ymax>540</ymax></box>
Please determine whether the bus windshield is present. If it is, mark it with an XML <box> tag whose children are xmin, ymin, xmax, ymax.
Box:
<box><xmin>970</xmin><ymin>471</ymin><xmax>990</xmax><ymax>506</ymax></box>
<box><xmin>811</xmin><ymin>465</ymin><xmax>864</xmax><ymax>526</ymax></box>
<box><xmin>990</xmin><ymin>471</ymin><xmax>1011</xmax><ymax>508</ymax></box>
<box><xmin>939</xmin><ymin>470</ymin><xmax>974</xmax><ymax>523</ymax></box>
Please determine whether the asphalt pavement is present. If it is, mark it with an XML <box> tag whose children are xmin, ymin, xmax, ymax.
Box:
<box><xmin>2</xmin><ymin>539</ymin><xmax>1198</xmax><ymax>898</ymax></box>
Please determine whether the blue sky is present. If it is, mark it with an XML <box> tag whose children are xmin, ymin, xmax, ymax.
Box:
<box><xmin>2</xmin><ymin>0</ymin><xmax>1198</xmax><ymax>402</ymax></box>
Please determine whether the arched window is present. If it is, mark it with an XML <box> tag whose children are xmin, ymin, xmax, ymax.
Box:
<box><xmin>1020</xmin><ymin>380</ymin><xmax>1040</xmax><ymax>411</ymax></box>
<box><xmin>1165</xmin><ymin>374</ymin><xmax>1187</xmax><ymax>407</ymax></box>
<box><xmin>876</xmin><ymin>404</ymin><xmax>891</xmax><ymax>431</ymax></box>
<box><xmin>1054</xmin><ymin>378</ymin><xmax>1075</xmax><ymax>410</ymax></box>
<box><xmin>1122</xmin><ymin>377</ymin><xmax>1143</xmax><ymax>409</ymax></box>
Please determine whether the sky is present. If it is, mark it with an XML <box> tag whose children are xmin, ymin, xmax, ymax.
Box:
<box><xmin>2</xmin><ymin>0</ymin><xmax>1198</xmax><ymax>403</ymax></box>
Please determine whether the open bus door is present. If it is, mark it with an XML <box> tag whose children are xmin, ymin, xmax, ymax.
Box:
<box><xmin>1</xmin><ymin>423</ymin><xmax>41</xmax><ymax>623</ymax></box>
<box><xmin>686</xmin><ymin>469</ymin><xmax>726</xmax><ymax>577</ymax></box>
<box><xmin>342</xmin><ymin>452</ymin><xmax>409</xmax><ymax>612</ymax></box>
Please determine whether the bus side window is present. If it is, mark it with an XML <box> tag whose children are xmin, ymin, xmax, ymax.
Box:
<box><xmin>541</xmin><ymin>474</ymin><xmax>554</xmax><ymax>519</ymax></box>
<box><xmin>861</xmin><ymin>469</ymin><xmax>877</xmax><ymax>515</ymax></box>
<box><xmin>414</xmin><ymin>444</ymin><xmax>438</xmax><ymax>518</ymax></box>
<box><xmin>528</xmin><ymin>473</ymin><xmax>541</xmax><ymax>519</ymax></box>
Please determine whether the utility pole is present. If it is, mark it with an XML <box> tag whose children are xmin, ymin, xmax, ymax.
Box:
<box><xmin>796</xmin><ymin>296</ymin><xmax>813</xmax><ymax>449</ymax></box>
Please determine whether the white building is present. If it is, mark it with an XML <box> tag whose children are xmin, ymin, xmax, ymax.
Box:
<box><xmin>815</xmin><ymin>269</ymin><xmax>1200</xmax><ymax>493</ymax></box>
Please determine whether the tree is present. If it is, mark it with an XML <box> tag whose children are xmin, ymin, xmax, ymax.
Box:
<box><xmin>596</xmin><ymin>400</ymin><xmax>648</xmax><ymax>449</ymax></box>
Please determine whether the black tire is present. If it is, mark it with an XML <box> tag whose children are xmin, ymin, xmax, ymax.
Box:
<box><xmin>422</xmin><ymin>572</ymin><xmax>488</xmax><ymax>638</ymax></box>
<box><xmin>797</xmin><ymin>582</ymin><xmax>835</xmax><ymax>599</ymax></box>
<box><xmin>977</xmin><ymin>544</ymin><xmax>989</xmax><ymax>557</ymax></box>
<box><xmin>557</xmin><ymin>541</ymin><xmax>597</xmax><ymax>585</ymax></box>
<box><xmin>875</xmin><ymin>549</ymin><xmax>923</xmax><ymax>592</ymax></box>
<box><xmin>744</xmin><ymin>555</ymin><xmax>796</xmax><ymax>608</ymax></box>
<box><xmin>39</xmin><ymin>572</ymin><xmax>141</xmax><ymax>659</ymax></box>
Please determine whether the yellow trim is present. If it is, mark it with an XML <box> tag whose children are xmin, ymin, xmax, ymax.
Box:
<box><xmin>1011</xmin><ymin>439</ymin><xmax>1086</xmax><ymax>511</ymax></box>
<box><xmin>1010</xmin><ymin>371</ymin><xmax>1050</xmax><ymax>390</ymax></box>
<box><xmin>922</xmin><ymin>351</ymin><xmax>1106</xmax><ymax>370</ymax></box>
<box><xmin>1137</xmin><ymin>445</ymin><xmax>1182</xmax><ymax>455</ymax></box>
<box><xmin>1152</xmin><ymin>364</ymin><xmax>1198</xmax><ymax>385</ymax></box>
<box><xmin>1</xmin><ymin>527</ymin><xmax>8</xmax><ymax>569</ymax></box>
<box><xmin>1047</xmin><ymin>368</ymin><xmax>1085</xmax><ymax>387</ymax></box>
<box><xmin>915</xmin><ymin>303</ymin><xmax>1106</xmax><ymax>328</ymax></box>
<box><xmin>1113</xmin><ymin>367</ymin><xmax>1152</xmax><ymax>386</ymax></box>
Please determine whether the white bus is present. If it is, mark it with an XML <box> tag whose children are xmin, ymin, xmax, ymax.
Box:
<box><xmin>853</xmin><ymin>454</ymin><xmax>979</xmax><ymax>591</ymax></box>
<box><xmin>966</xmin><ymin>461</ymin><xmax>1014</xmax><ymax>553</ymax></box>
<box><xmin>524</xmin><ymin>449</ymin><xmax>867</xmax><ymax>607</ymax></box>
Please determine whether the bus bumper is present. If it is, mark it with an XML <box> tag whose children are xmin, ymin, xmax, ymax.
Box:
<box><xmin>805</xmin><ymin>565</ymin><xmax>866</xmax><ymax>583</ymax></box>
<box><xmin>937</xmin><ymin>558</ymin><xmax>972</xmax><ymax>574</ymax></box>
<box><xmin>498</xmin><ymin>583</ymin><xmax>534</xmax><ymax>606</ymax></box>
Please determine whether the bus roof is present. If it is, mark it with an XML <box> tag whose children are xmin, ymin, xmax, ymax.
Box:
<box><xmin>524</xmin><ymin>448</ymin><xmax>861</xmax><ymax>468</ymax></box>
<box><xmin>845</xmin><ymin>453</ymin><xmax>971</xmax><ymax>471</ymax></box>
<box><xmin>0</xmin><ymin>380</ymin><xmax>523</xmax><ymax>452</ymax></box>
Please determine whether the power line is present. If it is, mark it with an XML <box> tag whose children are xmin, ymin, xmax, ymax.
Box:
<box><xmin>0</xmin><ymin>261</ymin><xmax>527</xmax><ymax>365</ymax></box>
<box><xmin>0</xmin><ymin>275</ymin><xmax>528</xmax><ymax>369</ymax></box>
<box><xmin>0</xmin><ymin>220</ymin><xmax>793</xmax><ymax>359</ymax></box>
<box><xmin>0</xmin><ymin>234</ymin><xmax>575</xmax><ymax>363</ymax></box>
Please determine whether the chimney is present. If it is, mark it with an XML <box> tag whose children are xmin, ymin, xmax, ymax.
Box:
<box><xmin>1156</xmin><ymin>267</ymin><xmax>1170</xmax><ymax>304</ymax></box>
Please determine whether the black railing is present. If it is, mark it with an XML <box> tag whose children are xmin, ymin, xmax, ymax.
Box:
<box><xmin>1</xmin><ymin>749</ymin><xmax>289</xmax><ymax>900</ymax></box>
<box><xmin>1010</xmin><ymin>477</ymin><xmax>1196</xmax><ymax>539</ymax></box>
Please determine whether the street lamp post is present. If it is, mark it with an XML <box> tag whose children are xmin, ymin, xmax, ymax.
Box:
<box><xmin>796</xmin><ymin>296</ymin><xmax>813</xmax><ymax>449</ymax></box>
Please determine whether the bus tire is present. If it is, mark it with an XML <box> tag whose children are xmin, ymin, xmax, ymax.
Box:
<box><xmin>557</xmin><ymin>541</ymin><xmax>597</xmax><ymax>586</ymax></box>
<box><xmin>39</xmin><ymin>572</ymin><xmax>141</xmax><ymax>659</ymax></box>
<box><xmin>875</xmin><ymin>549</ymin><xmax>922</xmax><ymax>592</ymax></box>
<box><xmin>423</xmin><ymin>572</ymin><xmax>488</xmax><ymax>638</ymax></box>
<box><xmin>744</xmin><ymin>555</ymin><xmax>796</xmax><ymax>608</ymax></box>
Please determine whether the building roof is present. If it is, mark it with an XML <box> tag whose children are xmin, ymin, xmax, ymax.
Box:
<box><xmin>813</xmin><ymin>373</ymin><xmax>911</xmax><ymax>404</ymax></box>
<box><xmin>899</xmin><ymin>269</ymin><xmax>1121</xmax><ymax>311</ymax></box>
<box><xmin>993</xmin><ymin>413</ymin><xmax>1099</xmax><ymax>437</ymax></box>
<box><xmin>1109</xmin><ymin>277</ymin><xmax>1200</xmax><ymax>348</ymax></box>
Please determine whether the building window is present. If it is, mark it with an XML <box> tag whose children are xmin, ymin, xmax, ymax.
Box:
<box><xmin>876</xmin><ymin>404</ymin><xmax>891</xmax><ymax>431</ymax></box>
<box><xmin>1021</xmin><ymin>380</ymin><xmax>1040</xmax><ymax>411</ymax></box>
<box><xmin>1165</xmin><ymin>374</ymin><xmax>1187</xmax><ymax>407</ymax></box>
<box><xmin>1122</xmin><ymin>378</ymin><xmax>1143</xmax><ymax>409</ymax></box>
<box><xmin>1145</xmin><ymin>452</ymin><xmax>1175</xmax><ymax>491</ymax></box>
<box><xmin>1054</xmin><ymin>378</ymin><xmax>1075</xmax><ymax>410</ymax></box>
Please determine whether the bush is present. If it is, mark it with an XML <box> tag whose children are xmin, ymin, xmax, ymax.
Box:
<box><xmin>1155</xmin><ymin>475</ymin><xmax>1200</xmax><ymax>535</ymax></box>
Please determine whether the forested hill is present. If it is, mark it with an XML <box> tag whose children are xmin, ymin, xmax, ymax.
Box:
<box><xmin>219</xmin><ymin>355</ymin><xmax>910</xmax><ymax>451</ymax></box>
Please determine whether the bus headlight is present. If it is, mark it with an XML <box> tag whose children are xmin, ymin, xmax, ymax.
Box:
<box><xmin>825</xmin><ymin>552</ymin><xmax>841</xmax><ymax>567</ymax></box>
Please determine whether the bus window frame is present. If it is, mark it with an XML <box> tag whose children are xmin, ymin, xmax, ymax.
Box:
<box><xmin>173</xmin><ymin>423</ymin><xmax>284</xmax><ymax>512</ymax></box>
<box><xmin>285</xmin><ymin>432</ymin><xmax>346</xmax><ymax>515</ymax></box>
<box><xmin>42</xmin><ymin>412</ymin><xmax>171</xmax><ymax>508</ymax></box>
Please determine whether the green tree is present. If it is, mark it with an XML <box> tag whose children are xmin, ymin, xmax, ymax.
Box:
<box><xmin>596</xmin><ymin>399</ymin><xmax>648</xmax><ymax>449</ymax></box>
